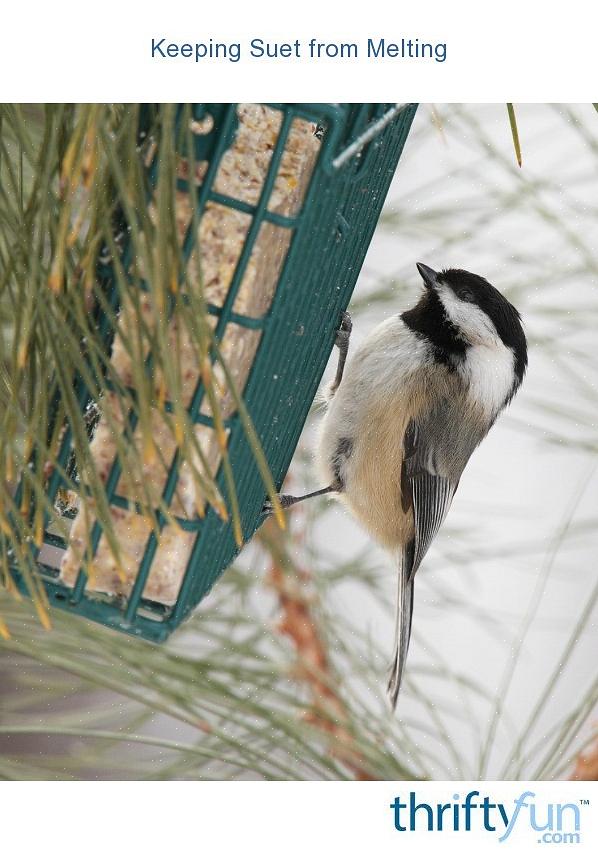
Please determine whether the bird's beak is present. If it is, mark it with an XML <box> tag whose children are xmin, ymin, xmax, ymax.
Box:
<box><xmin>416</xmin><ymin>262</ymin><xmax>439</xmax><ymax>291</ymax></box>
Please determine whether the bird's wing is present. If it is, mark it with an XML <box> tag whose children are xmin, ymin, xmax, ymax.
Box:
<box><xmin>388</xmin><ymin>410</ymin><xmax>465</xmax><ymax>707</ymax></box>
<box><xmin>401</xmin><ymin>414</ymin><xmax>462</xmax><ymax>580</ymax></box>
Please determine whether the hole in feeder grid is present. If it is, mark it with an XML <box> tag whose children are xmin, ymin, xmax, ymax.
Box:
<box><xmin>200</xmin><ymin>324</ymin><xmax>262</xmax><ymax>421</ymax></box>
<box><xmin>210</xmin><ymin>104</ymin><xmax>286</xmax><ymax>207</ymax></box>
<box><xmin>266</xmin><ymin>115</ymin><xmax>322</xmax><ymax>219</ymax></box>
<box><xmin>232</xmin><ymin>221</ymin><xmax>293</xmax><ymax>320</ymax></box>
<box><xmin>186</xmin><ymin>203</ymin><xmax>253</xmax><ymax>310</ymax></box>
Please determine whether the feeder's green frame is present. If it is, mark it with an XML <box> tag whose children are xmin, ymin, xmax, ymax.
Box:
<box><xmin>11</xmin><ymin>103</ymin><xmax>417</xmax><ymax>641</ymax></box>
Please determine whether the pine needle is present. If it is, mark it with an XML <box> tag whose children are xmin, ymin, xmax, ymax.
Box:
<box><xmin>507</xmin><ymin>103</ymin><xmax>523</xmax><ymax>167</ymax></box>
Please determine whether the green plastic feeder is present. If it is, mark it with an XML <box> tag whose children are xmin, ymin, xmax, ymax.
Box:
<box><xmin>10</xmin><ymin>103</ymin><xmax>417</xmax><ymax>641</ymax></box>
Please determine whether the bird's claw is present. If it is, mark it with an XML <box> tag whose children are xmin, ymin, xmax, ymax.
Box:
<box><xmin>335</xmin><ymin>311</ymin><xmax>352</xmax><ymax>348</ymax></box>
<box><xmin>262</xmin><ymin>494</ymin><xmax>297</xmax><ymax>514</ymax></box>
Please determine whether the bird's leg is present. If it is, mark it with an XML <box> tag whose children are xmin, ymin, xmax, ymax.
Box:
<box><xmin>263</xmin><ymin>484</ymin><xmax>337</xmax><ymax>515</ymax></box>
<box><xmin>329</xmin><ymin>311</ymin><xmax>352</xmax><ymax>396</ymax></box>
<box><xmin>262</xmin><ymin>313</ymin><xmax>351</xmax><ymax>517</ymax></box>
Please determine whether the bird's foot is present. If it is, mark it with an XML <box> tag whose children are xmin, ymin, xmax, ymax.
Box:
<box><xmin>262</xmin><ymin>494</ymin><xmax>295</xmax><ymax>515</ymax></box>
<box><xmin>334</xmin><ymin>311</ymin><xmax>352</xmax><ymax>349</ymax></box>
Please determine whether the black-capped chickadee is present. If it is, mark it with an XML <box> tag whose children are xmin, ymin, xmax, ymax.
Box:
<box><xmin>272</xmin><ymin>263</ymin><xmax>527</xmax><ymax>707</ymax></box>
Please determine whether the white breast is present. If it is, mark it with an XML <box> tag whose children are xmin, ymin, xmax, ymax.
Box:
<box><xmin>460</xmin><ymin>342</ymin><xmax>515</xmax><ymax>418</ymax></box>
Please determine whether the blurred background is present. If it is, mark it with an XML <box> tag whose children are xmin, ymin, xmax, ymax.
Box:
<box><xmin>1</xmin><ymin>103</ymin><xmax>597</xmax><ymax>781</ymax></box>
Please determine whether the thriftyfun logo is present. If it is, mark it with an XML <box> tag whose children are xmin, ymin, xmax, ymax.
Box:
<box><xmin>390</xmin><ymin>790</ymin><xmax>587</xmax><ymax>844</ymax></box>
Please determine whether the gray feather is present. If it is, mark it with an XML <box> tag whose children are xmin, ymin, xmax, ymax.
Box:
<box><xmin>410</xmin><ymin>472</ymin><xmax>457</xmax><ymax>575</ymax></box>
<box><xmin>387</xmin><ymin>549</ymin><xmax>414</xmax><ymax>709</ymax></box>
<box><xmin>387</xmin><ymin>407</ymin><xmax>479</xmax><ymax>706</ymax></box>
<box><xmin>403</xmin><ymin>406</ymin><xmax>481</xmax><ymax>574</ymax></box>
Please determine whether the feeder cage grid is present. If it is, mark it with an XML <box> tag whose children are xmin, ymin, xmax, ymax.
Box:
<box><xmin>9</xmin><ymin>103</ymin><xmax>417</xmax><ymax>641</ymax></box>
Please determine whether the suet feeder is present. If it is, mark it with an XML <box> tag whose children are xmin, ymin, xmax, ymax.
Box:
<box><xmin>9</xmin><ymin>103</ymin><xmax>417</xmax><ymax>641</ymax></box>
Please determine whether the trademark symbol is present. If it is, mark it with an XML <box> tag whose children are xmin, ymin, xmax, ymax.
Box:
<box><xmin>580</xmin><ymin>798</ymin><xmax>590</xmax><ymax>805</ymax></box>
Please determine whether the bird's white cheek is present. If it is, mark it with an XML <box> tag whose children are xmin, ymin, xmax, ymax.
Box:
<box><xmin>439</xmin><ymin>288</ymin><xmax>497</xmax><ymax>345</ymax></box>
<box><xmin>462</xmin><ymin>344</ymin><xmax>515</xmax><ymax>417</ymax></box>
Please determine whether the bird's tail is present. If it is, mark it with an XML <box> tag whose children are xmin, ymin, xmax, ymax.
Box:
<box><xmin>387</xmin><ymin>554</ymin><xmax>414</xmax><ymax>709</ymax></box>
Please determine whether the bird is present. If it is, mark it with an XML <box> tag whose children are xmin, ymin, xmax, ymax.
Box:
<box><xmin>269</xmin><ymin>263</ymin><xmax>527</xmax><ymax>707</ymax></box>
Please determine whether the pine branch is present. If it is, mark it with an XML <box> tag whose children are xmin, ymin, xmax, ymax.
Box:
<box><xmin>261</xmin><ymin>518</ymin><xmax>376</xmax><ymax>780</ymax></box>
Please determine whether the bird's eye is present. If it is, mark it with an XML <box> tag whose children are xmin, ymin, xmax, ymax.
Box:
<box><xmin>458</xmin><ymin>287</ymin><xmax>475</xmax><ymax>302</ymax></box>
